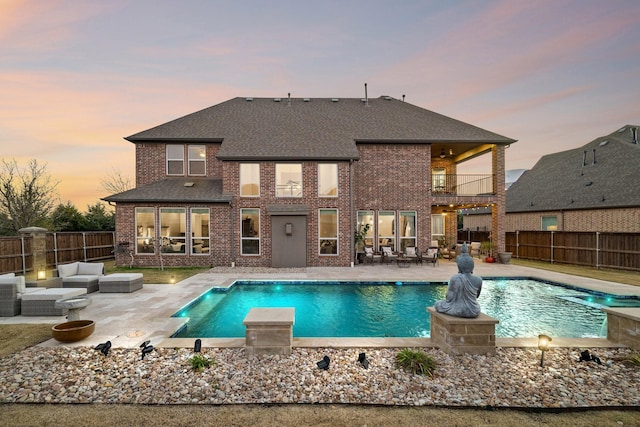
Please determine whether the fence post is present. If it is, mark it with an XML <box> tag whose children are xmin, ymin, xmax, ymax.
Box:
<box><xmin>550</xmin><ymin>231</ymin><xmax>554</xmax><ymax>264</ymax></box>
<box><xmin>516</xmin><ymin>230</ymin><xmax>519</xmax><ymax>259</ymax></box>
<box><xmin>596</xmin><ymin>231</ymin><xmax>600</xmax><ymax>270</ymax></box>
<box><xmin>82</xmin><ymin>232</ymin><xmax>88</xmax><ymax>262</ymax></box>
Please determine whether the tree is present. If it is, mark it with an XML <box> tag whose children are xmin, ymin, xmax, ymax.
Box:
<box><xmin>84</xmin><ymin>202</ymin><xmax>115</xmax><ymax>231</ymax></box>
<box><xmin>0</xmin><ymin>159</ymin><xmax>59</xmax><ymax>235</ymax></box>
<box><xmin>101</xmin><ymin>167</ymin><xmax>133</xmax><ymax>195</ymax></box>
<box><xmin>51</xmin><ymin>202</ymin><xmax>86</xmax><ymax>231</ymax></box>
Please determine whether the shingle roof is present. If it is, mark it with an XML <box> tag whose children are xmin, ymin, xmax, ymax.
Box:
<box><xmin>102</xmin><ymin>178</ymin><xmax>231</xmax><ymax>203</ymax></box>
<box><xmin>506</xmin><ymin>125</ymin><xmax>640</xmax><ymax>212</ymax></box>
<box><xmin>126</xmin><ymin>96</ymin><xmax>515</xmax><ymax>160</ymax></box>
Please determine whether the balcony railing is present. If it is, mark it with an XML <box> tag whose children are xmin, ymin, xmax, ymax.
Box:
<box><xmin>431</xmin><ymin>174</ymin><xmax>494</xmax><ymax>196</ymax></box>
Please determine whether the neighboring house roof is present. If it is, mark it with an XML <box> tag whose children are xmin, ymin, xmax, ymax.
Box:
<box><xmin>103</xmin><ymin>178</ymin><xmax>231</xmax><ymax>203</ymax></box>
<box><xmin>126</xmin><ymin>96</ymin><xmax>515</xmax><ymax>161</ymax></box>
<box><xmin>507</xmin><ymin>125</ymin><xmax>640</xmax><ymax>213</ymax></box>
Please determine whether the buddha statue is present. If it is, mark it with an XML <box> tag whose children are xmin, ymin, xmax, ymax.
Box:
<box><xmin>434</xmin><ymin>243</ymin><xmax>482</xmax><ymax>318</ymax></box>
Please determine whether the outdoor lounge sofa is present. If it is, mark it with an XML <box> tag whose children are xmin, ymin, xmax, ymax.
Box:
<box><xmin>56</xmin><ymin>262</ymin><xmax>104</xmax><ymax>293</ymax></box>
<box><xmin>0</xmin><ymin>273</ymin><xmax>29</xmax><ymax>316</ymax></box>
<box><xmin>21</xmin><ymin>287</ymin><xmax>87</xmax><ymax>316</ymax></box>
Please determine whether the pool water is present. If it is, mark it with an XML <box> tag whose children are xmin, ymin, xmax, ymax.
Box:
<box><xmin>172</xmin><ymin>279</ymin><xmax>638</xmax><ymax>339</ymax></box>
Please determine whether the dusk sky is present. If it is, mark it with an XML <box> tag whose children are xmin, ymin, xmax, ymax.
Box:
<box><xmin>2</xmin><ymin>0</ymin><xmax>639</xmax><ymax>211</ymax></box>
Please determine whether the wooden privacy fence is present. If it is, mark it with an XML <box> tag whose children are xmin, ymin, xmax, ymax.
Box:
<box><xmin>0</xmin><ymin>231</ymin><xmax>115</xmax><ymax>276</ymax></box>
<box><xmin>506</xmin><ymin>231</ymin><xmax>640</xmax><ymax>271</ymax></box>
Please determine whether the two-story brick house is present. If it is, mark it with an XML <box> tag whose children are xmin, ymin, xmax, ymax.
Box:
<box><xmin>104</xmin><ymin>96</ymin><xmax>515</xmax><ymax>268</ymax></box>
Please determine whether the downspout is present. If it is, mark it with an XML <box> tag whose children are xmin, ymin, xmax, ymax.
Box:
<box><xmin>350</xmin><ymin>159</ymin><xmax>354</xmax><ymax>267</ymax></box>
<box><xmin>229</xmin><ymin>200</ymin><xmax>235</xmax><ymax>267</ymax></box>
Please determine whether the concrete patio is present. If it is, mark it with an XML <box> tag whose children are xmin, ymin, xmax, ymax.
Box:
<box><xmin>1</xmin><ymin>260</ymin><xmax>638</xmax><ymax>350</ymax></box>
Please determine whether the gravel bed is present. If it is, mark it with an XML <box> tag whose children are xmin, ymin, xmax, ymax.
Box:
<box><xmin>1</xmin><ymin>346</ymin><xmax>638</xmax><ymax>408</ymax></box>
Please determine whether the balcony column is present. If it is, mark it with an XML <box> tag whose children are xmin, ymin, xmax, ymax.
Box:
<box><xmin>491</xmin><ymin>145</ymin><xmax>506</xmax><ymax>253</ymax></box>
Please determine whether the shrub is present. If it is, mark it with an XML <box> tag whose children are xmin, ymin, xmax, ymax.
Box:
<box><xmin>395</xmin><ymin>348</ymin><xmax>436</xmax><ymax>377</ymax></box>
<box><xmin>187</xmin><ymin>354</ymin><xmax>214</xmax><ymax>372</ymax></box>
<box><xmin>627</xmin><ymin>353</ymin><xmax>640</xmax><ymax>367</ymax></box>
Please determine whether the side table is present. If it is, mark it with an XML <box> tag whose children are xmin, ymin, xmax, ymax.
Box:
<box><xmin>26</xmin><ymin>277</ymin><xmax>63</xmax><ymax>288</ymax></box>
<box><xmin>55</xmin><ymin>296</ymin><xmax>91</xmax><ymax>321</ymax></box>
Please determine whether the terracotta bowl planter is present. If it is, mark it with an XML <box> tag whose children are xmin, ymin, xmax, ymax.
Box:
<box><xmin>52</xmin><ymin>320</ymin><xmax>95</xmax><ymax>343</ymax></box>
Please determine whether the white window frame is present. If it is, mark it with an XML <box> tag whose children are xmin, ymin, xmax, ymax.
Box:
<box><xmin>240</xmin><ymin>163</ymin><xmax>260</xmax><ymax>197</ymax></box>
<box><xmin>166</xmin><ymin>145</ymin><xmax>184</xmax><ymax>176</ymax></box>
<box><xmin>378</xmin><ymin>210</ymin><xmax>396</xmax><ymax>250</ymax></box>
<box><xmin>431</xmin><ymin>214</ymin><xmax>445</xmax><ymax>239</ymax></box>
<box><xmin>399</xmin><ymin>211</ymin><xmax>417</xmax><ymax>252</ymax></box>
<box><xmin>541</xmin><ymin>216</ymin><xmax>558</xmax><ymax>231</ymax></box>
<box><xmin>159</xmin><ymin>207</ymin><xmax>186</xmax><ymax>255</ymax></box>
<box><xmin>319</xmin><ymin>209</ymin><xmax>338</xmax><ymax>256</ymax></box>
<box><xmin>190</xmin><ymin>208</ymin><xmax>210</xmax><ymax>255</ymax></box>
<box><xmin>188</xmin><ymin>145</ymin><xmax>206</xmax><ymax>176</ymax></box>
<box><xmin>241</xmin><ymin>208</ymin><xmax>260</xmax><ymax>255</ymax></box>
<box><xmin>318</xmin><ymin>163</ymin><xmax>338</xmax><ymax>197</ymax></box>
<box><xmin>276</xmin><ymin>163</ymin><xmax>302</xmax><ymax>197</ymax></box>
<box><xmin>135</xmin><ymin>207</ymin><xmax>155</xmax><ymax>255</ymax></box>
<box><xmin>357</xmin><ymin>210</ymin><xmax>375</xmax><ymax>248</ymax></box>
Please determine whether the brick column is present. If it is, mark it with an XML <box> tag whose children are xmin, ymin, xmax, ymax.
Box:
<box><xmin>492</xmin><ymin>145</ymin><xmax>506</xmax><ymax>253</ymax></box>
<box><xmin>18</xmin><ymin>226</ymin><xmax>48</xmax><ymax>279</ymax></box>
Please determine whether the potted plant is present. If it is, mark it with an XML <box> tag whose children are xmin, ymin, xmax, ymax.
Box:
<box><xmin>498</xmin><ymin>251</ymin><xmax>512</xmax><ymax>264</ymax></box>
<box><xmin>480</xmin><ymin>241</ymin><xmax>495</xmax><ymax>263</ymax></box>
<box><xmin>353</xmin><ymin>223</ymin><xmax>371</xmax><ymax>264</ymax></box>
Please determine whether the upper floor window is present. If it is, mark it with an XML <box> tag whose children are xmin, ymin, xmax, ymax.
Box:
<box><xmin>318</xmin><ymin>163</ymin><xmax>338</xmax><ymax>197</ymax></box>
<box><xmin>276</xmin><ymin>163</ymin><xmax>302</xmax><ymax>197</ymax></box>
<box><xmin>167</xmin><ymin>145</ymin><xmax>184</xmax><ymax>175</ymax></box>
<box><xmin>188</xmin><ymin>145</ymin><xmax>206</xmax><ymax>175</ymax></box>
<box><xmin>240</xmin><ymin>163</ymin><xmax>260</xmax><ymax>197</ymax></box>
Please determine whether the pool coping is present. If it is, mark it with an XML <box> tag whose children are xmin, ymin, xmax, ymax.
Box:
<box><xmin>5</xmin><ymin>262</ymin><xmax>636</xmax><ymax>350</ymax></box>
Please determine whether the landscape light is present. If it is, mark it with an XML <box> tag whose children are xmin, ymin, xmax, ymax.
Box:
<box><xmin>194</xmin><ymin>338</ymin><xmax>202</xmax><ymax>353</ymax></box>
<box><xmin>37</xmin><ymin>269</ymin><xmax>46</xmax><ymax>280</ymax></box>
<box><xmin>538</xmin><ymin>334</ymin><xmax>552</xmax><ymax>367</ymax></box>
<box><xmin>316</xmin><ymin>355</ymin><xmax>330</xmax><ymax>370</ymax></box>
<box><xmin>358</xmin><ymin>352</ymin><xmax>369</xmax><ymax>369</ymax></box>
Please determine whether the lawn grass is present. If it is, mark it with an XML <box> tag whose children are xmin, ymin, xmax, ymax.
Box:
<box><xmin>511</xmin><ymin>258</ymin><xmax>640</xmax><ymax>287</ymax></box>
<box><xmin>103</xmin><ymin>260</ymin><xmax>210</xmax><ymax>284</ymax></box>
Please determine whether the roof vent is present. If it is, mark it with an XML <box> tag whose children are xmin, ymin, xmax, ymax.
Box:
<box><xmin>184</xmin><ymin>182</ymin><xmax>194</xmax><ymax>187</ymax></box>
<box><xmin>245</xmin><ymin>97</ymin><xmax>253</xmax><ymax>102</ymax></box>
<box><xmin>331</xmin><ymin>98</ymin><xmax>339</xmax><ymax>102</ymax></box>
<box><xmin>274</xmin><ymin>98</ymin><xmax>281</xmax><ymax>102</ymax></box>
<box><xmin>598</xmin><ymin>140</ymin><xmax>609</xmax><ymax>147</ymax></box>
<box><xmin>303</xmin><ymin>98</ymin><xmax>310</xmax><ymax>102</ymax></box>
<box><xmin>632</xmin><ymin>127</ymin><xmax>638</xmax><ymax>144</ymax></box>
<box><xmin>384</xmin><ymin>96</ymin><xmax>392</xmax><ymax>100</ymax></box>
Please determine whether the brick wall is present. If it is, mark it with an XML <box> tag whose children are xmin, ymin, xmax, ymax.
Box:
<box><xmin>353</xmin><ymin>144</ymin><xmax>433</xmax><ymax>250</ymax></box>
<box><xmin>507</xmin><ymin>208</ymin><xmax>640</xmax><ymax>232</ymax></box>
<box><xmin>135</xmin><ymin>143</ymin><xmax>222</xmax><ymax>186</ymax></box>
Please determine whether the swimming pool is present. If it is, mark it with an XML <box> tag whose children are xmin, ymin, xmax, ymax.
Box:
<box><xmin>171</xmin><ymin>278</ymin><xmax>639</xmax><ymax>339</ymax></box>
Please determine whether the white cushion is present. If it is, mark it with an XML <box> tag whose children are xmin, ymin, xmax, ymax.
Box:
<box><xmin>427</xmin><ymin>248</ymin><xmax>438</xmax><ymax>257</ymax></box>
<box><xmin>381</xmin><ymin>246</ymin><xmax>393</xmax><ymax>255</ymax></box>
<box><xmin>77</xmin><ymin>262</ymin><xmax>103</xmax><ymax>275</ymax></box>
<box><xmin>57</xmin><ymin>262</ymin><xmax>79</xmax><ymax>278</ymax></box>
<box><xmin>364</xmin><ymin>247</ymin><xmax>373</xmax><ymax>255</ymax></box>
<box><xmin>0</xmin><ymin>275</ymin><xmax>25</xmax><ymax>294</ymax></box>
<box><xmin>406</xmin><ymin>247</ymin><xmax>416</xmax><ymax>256</ymax></box>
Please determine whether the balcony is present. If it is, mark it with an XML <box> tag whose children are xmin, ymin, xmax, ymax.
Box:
<box><xmin>431</xmin><ymin>174</ymin><xmax>494</xmax><ymax>196</ymax></box>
